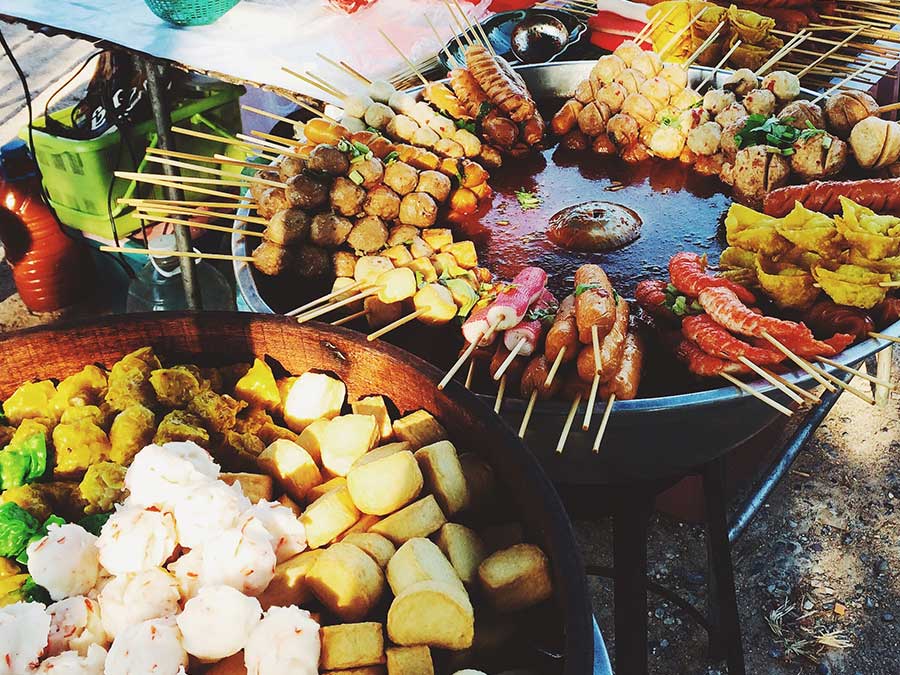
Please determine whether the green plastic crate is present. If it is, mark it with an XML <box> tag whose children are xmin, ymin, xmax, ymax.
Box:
<box><xmin>19</xmin><ymin>84</ymin><xmax>248</xmax><ymax>238</ymax></box>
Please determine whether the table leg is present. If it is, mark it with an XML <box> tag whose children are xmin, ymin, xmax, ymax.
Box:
<box><xmin>613</xmin><ymin>495</ymin><xmax>652</xmax><ymax>675</ymax></box>
<box><xmin>703</xmin><ymin>458</ymin><xmax>746</xmax><ymax>675</ymax></box>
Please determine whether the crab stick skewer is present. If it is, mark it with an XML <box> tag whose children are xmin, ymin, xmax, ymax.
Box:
<box><xmin>487</xmin><ymin>267</ymin><xmax>549</xmax><ymax>331</ymax></box>
<box><xmin>494</xmin><ymin>290</ymin><xmax>557</xmax><ymax>381</ymax></box>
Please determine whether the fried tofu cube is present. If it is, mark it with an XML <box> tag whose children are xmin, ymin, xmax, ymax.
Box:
<box><xmin>337</xmin><ymin>514</ymin><xmax>382</xmax><ymax>540</ymax></box>
<box><xmin>334</xmin><ymin>251</ymin><xmax>360</xmax><ymax>278</ymax></box>
<box><xmin>234</xmin><ymin>358</ymin><xmax>281</xmax><ymax>412</ymax></box>
<box><xmin>477</xmin><ymin>544</ymin><xmax>553</xmax><ymax>612</ymax></box>
<box><xmin>219</xmin><ymin>473</ymin><xmax>274</xmax><ymax>504</ymax></box>
<box><xmin>297</xmin><ymin>418</ymin><xmax>329</xmax><ymax>465</ymax></box>
<box><xmin>382</xmin><ymin>245</ymin><xmax>413</xmax><ymax>267</ymax></box>
<box><xmin>391</xmin><ymin>411</ymin><xmax>447</xmax><ymax>451</ymax></box>
<box><xmin>256</xmin><ymin>549</ymin><xmax>323</xmax><ymax>610</ymax></box>
<box><xmin>320</xmin><ymin>623</ymin><xmax>385</xmax><ymax>670</ymax></box>
<box><xmin>346</xmin><ymin>450</ymin><xmax>423</xmax><ymax>516</ymax></box>
<box><xmin>436</xmin><ymin>524</ymin><xmax>487</xmax><ymax>586</ymax></box>
<box><xmin>387</xmin><ymin>580</ymin><xmax>474</xmax><ymax>650</ymax></box>
<box><xmin>321</xmin><ymin>414</ymin><xmax>379</xmax><ymax>477</ymax></box>
<box><xmin>308</xmin><ymin>542</ymin><xmax>386</xmax><ymax>622</ymax></box>
<box><xmin>402</xmin><ymin>257</ymin><xmax>437</xmax><ymax>283</ymax></box>
<box><xmin>351</xmin><ymin>442</ymin><xmax>412</xmax><ymax>469</ymax></box>
<box><xmin>369</xmin><ymin>495</ymin><xmax>446</xmax><ymax>545</ymax></box>
<box><xmin>409</xmin><ymin>235</ymin><xmax>434</xmax><ymax>260</ymax></box>
<box><xmin>257</xmin><ymin>422</ymin><xmax>300</xmax><ymax>447</ymax></box>
<box><xmin>386</xmin><ymin>538</ymin><xmax>461</xmax><ymax>595</ymax></box>
<box><xmin>205</xmin><ymin>652</ymin><xmax>246</xmax><ymax>675</ymax></box>
<box><xmin>307</xmin><ymin>476</ymin><xmax>346</xmax><ymax>503</ymax></box>
<box><xmin>354</xmin><ymin>256</ymin><xmax>394</xmax><ymax>285</ymax></box>
<box><xmin>458</xmin><ymin>453</ymin><xmax>495</xmax><ymax>512</ymax></box>
<box><xmin>414</xmin><ymin>441</ymin><xmax>468</xmax><ymax>517</ymax></box>
<box><xmin>277</xmin><ymin>493</ymin><xmax>302</xmax><ymax>516</ymax></box>
<box><xmin>257</xmin><ymin>439</ymin><xmax>323</xmax><ymax>502</ymax></box>
<box><xmin>375</xmin><ymin>267</ymin><xmax>417</xmax><ymax>305</ymax></box>
<box><xmin>302</xmin><ymin>485</ymin><xmax>361</xmax><ymax>548</ymax></box>
<box><xmin>442</xmin><ymin>241</ymin><xmax>477</xmax><ymax>269</ymax></box>
<box><xmin>421</xmin><ymin>228</ymin><xmax>453</xmax><ymax>252</ymax></box>
<box><xmin>275</xmin><ymin>376</ymin><xmax>298</xmax><ymax>417</ymax></box>
<box><xmin>351</xmin><ymin>396</ymin><xmax>393</xmax><ymax>442</ymax></box>
<box><xmin>341</xmin><ymin>533</ymin><xmax>396</xmax><ymax>569</ymax></box>
<box><xmin>363</xmin><ymin>295</ymin><xmax>404</xmax><ymax>331</ymax></box>
<box><xmin>283</xmin><ymin>372</ymin><xmax>347</xmax><ymax>433</ymax></box>
<box><xmin>386</xmin><ymin>645</ymin><xmax>434</xmax><ymax>675</ymax></box>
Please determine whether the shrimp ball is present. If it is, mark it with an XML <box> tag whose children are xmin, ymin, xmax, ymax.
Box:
<box><xmin>614</xmin><ymin>68</ymin><xmax>646</xmax><ymax>95</ymax></box>
<box><xmin>591</xmin><ymin>54</ymin><xmax>626</xmax><ymax>85</ymax></box>
<box><xmin>343</xmin><ymin>94</ymin><xmax>373</xmax><ymax>119</ymax></box>
<box><xmin>640</xmin><ymin>76</ymin><xmax>672</xmax><ymax>110</ymax></box>
<box><xmin>660</xmin><ymin>62</ymin><xmax>688</xmax><ymax>92</ymax></box>
<box><xmin>105</xmin><ymin>617</ymin><xmax>187</xmax><ymax>675</ymax></box>
<box><xmin>399</xmin><ymin>192</ymin><xmax>438</xmax><ymax>228</ymax></box>
<box><xmin>687</xmin><ymin>121</ymin><xmax>723</xmax><ymax>156</ymax></box>
<box><xmin>613</xmin><ymin>40</ymin><xmax>644</xmax><ymax>67</ymax></box>
<box><xmin>677</xmin><ymin>106</ymin><xmax>710</xmax><ymax>132</ymax></box>
<box><xmin>199</xmin><ymin>523</ymin><xmax>276</xmax><ymax>596</ymax></box>
<box><xmin>240</xmin><ymin>501</ymin><xmax>307</xmax><ymax>563</ymax></box>
<box><xmin>703</xmin><ymin>88</ymin><xmax>736</xmax><ymax>116</ymax></box>
<box><xmin>172</xmin><ymin>480</ymin><xmax>250</xmax><ymax>549</ymax></box>
<box><xmin>596</xmin><ymin>82</ymin><xmax>628</xmax><ymax>114</ymax></box>
<box><xmin>244</xmin><ymin>606</ymin><xmax>321</xmax><ymax>675</ymax></box>
<box><xmin>0</xmin><ymin>602</ymin><xmax>51</xmax><ymax>674</ymax></box>
<box><xmin>648</xmin><ymin>125</ymin><xmax>686</xmax><ymax>160</ymax></box>
<box><xmin>411</xmin><ymin>101</ymin><xmax>437</xmax><ymax>126</ymax></box>
<box><xmin>364</xmin><ymin>184</ymin><xmax>401</xmax><ymax>219</ymax></box>
<box><xmin>167</xmin><ymin>549</ymin><xmax>203</xmax><ymax>601</ymax></box>
<box><xmin>177</xmin><ymin>586</ymin><xmax>262</xmax><ymax>662</ymax></box>
<box><xmin>386</xmin><ymin>114</ymin><xmax>419</xmax><ymax>142</ymax></box>
<box><xmin>607</xmin><ymin>113</ymin><xmax>641</xmax><ymax>147</ymax></box>
<box><xmin>716</xmin><ymin>102</ymin><xmax>748</xmax><ymax>128</ymax></box>
<box><xmin>416</xmin><ymin>170</ymin><xmax>452</xmax><ymax>203</ymax></box>
<box><xmin>364</xmin><ymin>102</ymin><xmax>395</xmax><ymax>130</ymax></box>
<box><xmin>631</xmin><ymin>50</ymin><xmax>662</xmax><ymax>78</ymax></box>
<box><xmin>98</xmin><ymin>568</ymin><xmax>181</xmax><ymax>639</ymax></box>
<box><xmin>761</xmin><ymin>70</ymin><xmax>800</xmax><ymax>102</ymax></box>
<box><xmin>389</xmin><ymin>91</ymin><xmax>417</xmax><ymax>115</ymax></box>
<box><xmin>97</xmin><ymin>506</ymin><xmax>177</xmax><ymax>576</ymax></box>
<box><xmin>340</xmin><ymin>115</ymin><xmax>366</xmax><ymax>134</ymax></box>
<box><xmin>723</xmin><ymin>68</ymin><xmax>758</xmax><ymax>97</ymax></box>
<box><xmin>27</xmin><ymin>524</ymin><xmax>100</xmax><ymax>601</ymax></box>
<box><xmin>368</xmin><ymin>79</ymin><xmax>396</xmax><ymax>104</ymax></box>
<box><xmin>352</xmin><ymin>156</ymin><xmax>385</xmax><ymax>189</ymax></box>
<box><xmin>411</xmin><ymin>125</ymin><xmax>441</xmax><ymax>150</ymax></box>
<box><xmin>744</xmin><ymin>88</ymin><xmax>776</xmax><ymax>117</ymax></box>
<box><xmin>670</xmin><ymin>87</ymin><xmax>702</xmax><ymax>110</ymax></box>
<box><xmin>622</xmin><ymin>93</ymin><xmax>656</xmax><ymax>127</ymax></box>
<box><xmin>330</xmin><ymin>176</ymin><xmax>367</xmax><ymax>217</ymax></box>
<box><xmin>383</xmin><ymin>160</ymin><xmax>419</xmax><ymax>195</ymax></box>
<box><xmin>47</xmin><ymin>596</ymin><xmax>107</xmax><ymax>656</ymax></box>
<box><xmin>37</xmin><ymin>644</ymin><xmax>107</xmax><ymax>674</ymax></box>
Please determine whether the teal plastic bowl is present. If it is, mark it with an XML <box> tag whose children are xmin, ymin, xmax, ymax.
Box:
<box><xmin>144</xmin><ymin>0</ymin><xmax>241</xmax><ymax>26</ymax></box>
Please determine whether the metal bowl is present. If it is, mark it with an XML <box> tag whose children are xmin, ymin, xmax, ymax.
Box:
<box><xmin>233</xmin><ymin>61</ymin><xmax>899</xmax><ymax>481</ymax></box>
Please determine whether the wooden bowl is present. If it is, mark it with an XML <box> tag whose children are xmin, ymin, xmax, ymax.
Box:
<box><xmin>0</xmin><ymin>311</ymin><xmax>593</xmax><ymax>673</ymax></box>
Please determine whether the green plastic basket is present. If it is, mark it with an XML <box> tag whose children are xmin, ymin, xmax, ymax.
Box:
<box><xmin>144</xmin><ymin>0</ymin><xmax>241</xmax><ymax>26</ymax></box>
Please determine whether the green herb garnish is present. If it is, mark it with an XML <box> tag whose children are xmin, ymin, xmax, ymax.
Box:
<box><xmin>383</xmin><ymin>151</ymin><xmax>399</xmax><ymax>165</ymax></box>
<box><xmin>476</xmin><ymin>102</ymin><xmax>492</xmax><ymax>124</ymax></box>
<box><xmin>574</xmin><ymin>282</ymin><xmax>607</xmax><ymax>296</ymax></box>
<box><xmin>78</xmin><ymin>512</ymin><xmax>112</xmax><ymax>537</ymax></box>
<box><xmin>663</xmin><ymin>283</ymin><xmax>703</xmax><ymax>316</ymax></box>
<box><xmin>526</xmin><ymin>307</ymin><xmax>556</xmax><ymax>324</ymax></box>
<box><xmin>454</xmin><ymin>118</ymin><xmax>477</xmax><ymax>134</ymax></box>
<box><xmin>735</xmin><ymin>114</ymin><xmax>828</xmax><ymax>153</ymax></box>
<box><xmin>515</xmin><ymin>190</ymin><xmax>542</xmax><ymax>211</ymax></box>
<box><xmin>348</xmin><ymin>170</ymin><xmax>365</xmax><ymax>186</ymax></box>
<box><xmin>0</xmin><ymin>502</ymin><xmax>39</xmax><ymax>561</ymax></box>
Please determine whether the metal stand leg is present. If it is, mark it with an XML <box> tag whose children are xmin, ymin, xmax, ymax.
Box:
<box><xmin>703</xmin><ymin>458</ymin><xmax>746</xmax><ymax>675</ymax></box>
<box><xmin>613</xmin><ymin>494</ymin><xmax>652</xmax><ymax>675</ymax></box>
<box><xmin>140</xmin><ymin>57</ymin><xmax>202</xmax><ymax>310</ymax></box>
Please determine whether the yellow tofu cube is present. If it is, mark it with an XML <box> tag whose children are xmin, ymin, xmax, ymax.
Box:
<box><xmin>346</xmin><ymin>451</ymin><xmax>423</xmax><ymax>516</ymax></box>
<box><xmin>386</xmin><ymin>581</ymin><xmax>474</xmax><ymax>650</ymax></box>
<box><xmin>321</xmin><ymin>415</ymin><xmax>380</xmax><ymax>477</ymax></box>
<box><xmin>256</xmin><ymin>549</ymin><xmax>323</xmax><ymax>610</ymax></box>
<box><xmin>354</xmin><ymin>256</ymin><xmax>394</xmax><ymax>285</ymax></box>
<box><xmin>442</xmin><ymin>241</ymin><xmax>477</xmax><ymax>269</ymax></box>
<box><xmin>308</xmin><ymin>542</ymin><xmax>386</xmax><ymax>622</ymax></box>
<box><xmin>386</xmin><ymin>645</ymin><xmax>434</xmax><ymax>675</ymax></box>
<box><xmin>477</xmin><ymin>544</ymin><xmax>553</xmax><ymax>612</ymax></box>
<box><xmin>301</xmin><ymin>485</ymin><xmax>361</xmax><ymax>548</ymax></box>
<box><xmin>341</xmin><ymin>533</ymin><xmax>396</xmax><ymax>569</ymax></box>
<box><xmin>234</xmin><ymin>359</ymin><xmax>281</xmax><ymax>412</ymax></box>
<box><xmin>283</xmin><ymin>372</ymin><xmax>347</xmax><ymax>433</ymax></box>
<box><xmin>307</xmin><ymin>476</ymin><xmax>347</xmax><ymax>504</ymax></box>
<box><xmin>382</xmin><ymin>245</ymin><xmax>413</xmax><ymax>267</ymax></box>
<box><xmin>369</xmin><ymin>495</ymin><xmax>446</xmax><ymax>545</ymax></box>
<box><xmin>421</xmin><ymin>228</ymin><xmax>453</xmax><ymax>252</ymax></box>
<box><xmin>391</xmin><ymin>411</ymin><xmax>447</xmax><ymax>451</ymax></box>
<box><xmin>351</xmin><ymin>442</ymin><xmax>412</xmax><ymax>469</ymax></box>
<box><xmin>436</xmin><ymin>524</ymin><xmax>487</xmax><ymax>586</ymax></box>
<box><xmin>402</xmin><ymin>257</ymin><xmax>437</xmax><ymax>284</ymax></box>
<box><xmin>320</xmin><ymin>622</ymin><xmax>385</xmax><ymax>670</ymax></box>
<box><xmin>297</xmin><ymin>418</ymin><xmax>329</xmax><ymax>466</ymax></box>
<box><xmin>220</xmin><ymin>473</ymin><xmax>273</xmax><ymax>504</ymax></box>
<box><xmin>458</xmin><ymin>453</ymin><xmax>495</xmax><ymax>512</ymax></box>
<box><xmin>257</xmin><ymin>439</ymin><xmax>323</xmax><ymax>502</ymax></box>
<box><xmin>336</xmin><ymin>514</ymin><xmax>382</xmax><ymax>540</ymax></box>
<box><xmin>386</xmin><ymin>538</ymin><xmax>461</xmax><ymax>595</ymax></box>
<box><xmin>414</xmin><ymin>441</ymin><xmax>468</xmax><ymax>517</ymax></box>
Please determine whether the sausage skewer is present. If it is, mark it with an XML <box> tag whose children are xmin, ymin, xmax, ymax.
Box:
<box><xmin>544</xmin><ymin>294</ymin><xmax>578</xmax><ymax>388</ymax></box>
<box><xmin>494</xmin><ymin>289</ymin><xmax>556</xmax><ymax>380</ymax></box>
<box><xmin>518</xmin><ymin>356</ymin><xmax>560</xmax><ymax>438</ymax></box>
<box><xmin>487</xmin><ymin>266</ymin><xmax>549</xmax><ymax>330</ymax></box>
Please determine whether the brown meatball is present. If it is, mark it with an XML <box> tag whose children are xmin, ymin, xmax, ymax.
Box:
<box><xmin>332</xmin><ymin>251</ymin><xmax>358</xmax><ymax>278</ymax></box>
<box><xmin>278</xmin><ymin>157</ymin><xmax>306</xmax><ymax>182</ymax></box>
<box><xmin>383</xmin><ymin>161</ymin><xmax>419</xmax><ymax>196</ymax></box>
<box><xmin>253</xmin><ymin>240</ymin><xmax>293</xmax><ymax>276</ymax></box>
<box><xmin>266</xmin><ymin>208</ymin><xmax>309</xmax><ymax>246</ymax></box>
<box><xmin>561</xmin><ymin>129</ymin><xmax>589</xmax><ymax>151</ymax></box>
<box><xmin>720</xmin><ymin>116</ymin><xmax>748</xmax><ymax>162</ymax></box>
<box><xmin>310</xmin><ymin>212</ymin><xmax>353</xmax><ymax>247</ymax></box>
<box><xmin>415</xmin><ymin>170</ymin><xmax>452</xmax><ymax>203</ymax></box>
<box><xmin>307</xmin><ymin>144</ymin><xmax>350</xmax><ymax>176</ymax></box>
<box><xmin>251</xmin><ymin>171</ymin><xmax>281</xmax><ymax>203</ymax></box>
<box><xmin>607</xmin><ymin>114</ymin><xmax>640</xmax><ymax>147</ymax></box>
<box><xmin>347</xmin><ymin>216</ymin><xmax>389</xmax><ymax>254</ymax></box>
<box><xmin>778</xmin><ymin>100</ymin><xmax>825</xmax><ymax>131</ymax></box>
<box><xmin>482</xmin><ymin>114</ymin><xmax>519</xmax><ymax>148</ymax></box>
<box><xmin>292</xmin><ymin>244</ymin><xmax>331</xmax><ymax>278</ymax></box>
<box><xmin>363</xmin><ymin>184</ymin><xmax>401</xmax><ymax>220</ymax></box>
<box><xmin>731</xmin><ymin>146</ymin><xmax>790</xmax><ymax>205</ymax></box>
<box><xmin>790</xmin><ymin>133</ymin><xmax>848</xmax><ymax>180</ymax></box>
<box><xmin>285</xmin><ymin>174</ymin><xmax>329</xmax><ymax>210</ymax></box>
<box><xmin>257</xmin><ymin>187</ymin><xmax>291</xmax><ymax>219</ymax></box>
<box><xmin>351</xmin><ymin>157</ymin><xmax>385</xmax><ymax>189</ymax></box>
<box><xmin>398</xmin><ymin>192</ymin><xmax>438</xmax><ymax>228</ymax></box>
<box><xmin>824</xmin><ymin>90</ymin><xmax>878</xmax><ymax>139</ymax></box>
<box><xmin>330</xmin><ymin>176</ymin><xmax>366</xmax><ymax>217</ymax></box>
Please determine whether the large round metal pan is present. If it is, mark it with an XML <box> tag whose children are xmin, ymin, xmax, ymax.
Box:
<box><xmin>0</xmin><ymin>312</ymin><xmax>595</xmax><ymax>674</ymax></box>
<box><xmin>233</xmin><ymin>61</ymin><xmax>899</xmax><ymax>481</ymax></box>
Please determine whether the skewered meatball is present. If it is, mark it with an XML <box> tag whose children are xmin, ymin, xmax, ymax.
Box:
<box><xmin>330</xmin><ymin>176</ymin><xmax>366</xmax><ymax>216</ymax></box>
<box><xmin>388</xmin><ymin>91</ymin><xmax>417</xmax><ymax>115</ymax></box>
<box><xmin>427</xmin><ymin>115</ymin><xmax>456</xmax><ymax>138</ymax></box>
<box><xmin>660</xmin><ymin>63</ymin><xmax>688</xmax><ymax>92</ymax></box>
<box><xmin>678</xmin><ymin>107</ymin><xmax>710</xmax><ymax>132</ymax></box>
<box><xmin>253</xmin><ymin>241</ymin><xmax>292</xmax><ymax>276</ymax></box>
<box><xmin>591</xmin><ymin>54</ymin><xmax>626</xmax><ymax>85</ymax></box>
<box><xmin>383</xmin><ymin>161</ymin><xmax>419</xmax><ymax>195</ymax></box>
<box><xmin>386</xmin><ymin>114</ymin><xmax>419</xmax><ymax>142</ymax></box>
<box><xmin>761</xmin><ymin>70</ymin><xmax>800</xmax><ymax>102</ymax></box>
<box><xmin>574</xmin><ymin>79</ymin><xmax>597</xmax><ymax>105</ymax></box>
<box><xmin>251</xmin><ymin>171</ymin><xmax>281</xmax><ymax>203</ymax></box>
<box><xmin>258</xmin><ymin>187</ymin><xmax>291</xmax><ymax>219</ymax></box>
<box><xmin>716</xmin><ymin>102</ymin><xmax>748</xmax><ymax>128</ymax></box>
<box><xmin>399</xmin><ymin>192</ymin><xmax>438</xmax><ymax>228</ymax></box>
<box><xmin>410</xmin><ymin>101</ymin><xmax>436</xmax><ymax>126</ymax></box>
<box><xmin>344</xmin><ymin>94</ymin><xmax>374</xmax><ymax>119</ymax></box>
<box><xmin>687</xmin><ymin>121</ymin><xmax>723</xmax><ymax>156</ymax></box>
<box><xmin>332</xmin><ymin>251</ymin><xmax>358</xmax><ymax>278</ymax></box>
<box><xmin>292</xmin><ymin>244</ymin><xmax>331</xmax><ymax>278</ymax></box>
<box><xmin>640</xmin><ymin>76</ymin><xmax>671</xmax><ymax>110</ymax></box>
<box><xmin>790</xmin><ymin>132</ymin><xmax>848</xmax><ymax>180</ymax></box>
<box><xmin>648</xmin><ymin>125</ymin><xmax>685</xmax><ymax>160</ymax></box>
<box><xmin>630</xmin><ymin>50</ymin><xmax>662</xmax><ymax>78</ymax></box>
<box><xmin>340</xmin><ymin>116</ymin><xmax>366</xmax><ymax>134</ymax></box>
<box><xmin>670</xmin><ymin>87</ymin><xmax>701</xmax><ymax>110</ymax></box>
<box><xmin>607</xmin><ymin>113</ymin><xmax>640</xmax><ymax>147</ymax></box>
<box><xmin>453</xmin><ymin>128</ymin><xmax>482</xmax><ymax>157</ymax></box>
<box><xmin>308</xmin><ymin>144</ymin><xmax>350</xmax><ymax>176</ymax></box>
<box><xmin>368</xmin><ymin>79</ymin><xmax>396</xmax><ymax>104</ymax></box>
<box><xmin>285</xmin><ymin>174</ymin><xmax>329</xmax><ymax>210</ymax></box>
<box><xmin>849</xmin><ymin>116</ymin><xmax>899</xmax><ymax>169</ymax></box>
<box><xmin>364</xmin><ymin>103</ymin><xmax>395</xmax><ymax>130</ymax></box>
<box><xmin>613</xmin><ymin>40</ymin><xmax>644</xmax><ymax>67</ymax></box>
<box><xmin>614</xmin><ymin>68</ymin><xmax>646</xmax><ymax>95</ymax></box>
<box><xmin>703</xmin><ymin>88</ymin><xmax>736</xmax><ymax>116</ymax></box>
<box><xmin>824</xmin><ymin>90</ymin><xmax>878</xmax><ymax>138</ymax></box>
<box><xmin>266</xmin><ymin>208</ymin><xmax>310</xmax><ymax>246</ymax></box>
<box><xmin>561</xmin><ymin>129</ymin><xmax>589</xmax><ymax>151</ymax></box>
<box><xmin>731</xmin><ymin>145</ymin><xmax>791</xmax><ymax>205</ymax></box>
<box><xmin>347</xmin><ymin>215</ymin><xmax>389</xmax><ymax>253</ymax></box>
<box><xmin>723</xmin><ymin>68</ymin><xmax>758</xmax><ymax>96</ymax></box>
<box><xmin>411</xmin><ymin>125</ymin><xmax>440</xmax><ymax>149</ymax></box>
<box><xmin>778</xmin><ymin>100</ymin><xmax>825</xmax><ymax>131</ymax></box>
<box><xmin>577</xmin><ymin>102</ymin><xmax>610</xmax><ymax>136</ymax></box>
<box><xmin>310</xmin><ymin>212</ymin><xmax>353</xmax><ymax>247</ymax></box>
<box><xmin>433</xmin><ymin>137</ymin><xmax>463</xmax><ymax>158</ymax></box>
<box><xmin>363</xmin><ymin>184</ymin><xmax>401</xmax><ymax>220</ymax></box>
<box><xmin>278</xmin><ymin>157</ymin><xmax>305</xmax><ymax>182</ymax></box>
<box><xmin>622</xmin><ymin>93</ymin><xmax>655</xmax><ymax>127</ymax></box>
<box><xmin>596</xmin><ymin>82</ymin><xmax>627</xmax><ymax>115</ymax></box>
<box><xmin>743</xmin><ymin>89</ymin><xmax>776</xmax><ymax>117</ymax></box>
<box><xmin>352</xmin><ymin>157</ymin><xmax>385</xmax><ymax>189</ymax></box>
<box><xmin>720</xmin><ymin>116</ymin><xmax>748</xmax><ymax>162</ymax></box>
<box><xmin>416</xmin><ymin>170</ymin><xmax>452</xmax><ymax>203</ymax></box>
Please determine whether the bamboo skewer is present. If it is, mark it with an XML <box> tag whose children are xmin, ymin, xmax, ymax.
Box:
<box><xmin>144</xmin><ymin>156</ymin><xmax>285</xmax><ymax>188</ymax></box>
<box><xmin>214</xmin><ymin>152</ymin><xmax>278</xmax><ymax>168</ymax></box>
<box><xmin>878</xmin><ymin>102</ymin><xmax>900</xmax><ymax>114</ymax></box>
<box><xmin>697</xmin><ymin>40</ymin><xmax>743</xmax><ymax>91</ymax></box>
<box><xmin>379</xmin><ymin>29</ymin><xmax>430</xmax><ymax>88</ymax></box>
<box><xmin>494</xmin><ymin>375</ymin><xmax>507</xmax><ymax>413</ymax></box>
<box><xmin>450</xmin><ymin>0</ymin><xmax>495</xmax><ymax>57</ymax></box>
<box><xmin>296</xmin><ymin>289</ymin><xmax>379</xmax><ymax>324</ymax></box>
<box><xmin>582</xmin><ymin>374</ymin><xmax>600</xmax><ymax>431</ymax></box>
<box><xmin>318</xmin><ymin>52</ymin><xmax>369</xmax><ymax>85</ymax></box>
<box><xmin>756</xmin><ymin>30</ymin><xmax>811</xmax><ymax>76</ymax></box>
<box><xmin>797</xmin><ymin>26</ymin><xmax>865</xmax><ymax>78</ymax></box>
<box><xmin>287</xmin><ymin>96</ymin><xmax>340</xmax><ymax>125</ymax></box>
<box><xmin>116</xmin><ymin>171</ymin><xmax>252</xmax><ymax>189</ymax></box>
<box><xmin>721</xmin><ymin>373</ymin><xmax>793</xmax><ymax>417</ymax></box>
<box><xmin>660</xmin><ymin>8</ymin><xmax>709</xmax><ymax>59</ymax></box>
<box><xmin>235</xmin><ymin>133</ymin><xmax>297</xmax><ymax>156</ymax></box>
<box><xmin>815</xmin><ymin>367</ymin><xmax>875</xmax><ymax>405</ymax></box>
<box><xmin>684</xmin><ymin>21</ymin><xmax>726</xmax><ymax>68</ymax></box>
<box><xmin>736</xmin><ymin>356</ymin><xmax>819</xmax><ymax>403</ymax></box>
<box><xmin>136</xmin><ymin>214</ymin><xmax>264</xmax><ymax>238</ymax></box>
<box><xmin>307</xmin><ymin>71</ymin><xmax>348</xmax><ymax>99</ymax></box>
<box><xmin>120</xmin><ymin>197</ymin><xmax>258</xmax><ymax>210</ymax></box>
<box><xmin>145</xmin><ymin>146</ymin><xmax>269</xmax><ymax>171</ymax></box>
<box><xmin>439</xmin><ymin>324</ymin><xmax>496</xmax><ymax>390</ymax></box>
<box><xmin>425</xmin><ymin>14</ymin><xmax>462</xmax><ymax>69</ymax></box>
<box><xmin>535</xmin><ymin>3</ymin><xmax>593</xmax><ymax>18</ymax></box>
<box><xmin>869</xmin><ymin>331</ymin><xmax>900</xmax><ymax>344</ymax></box>
<box><xmin>341</xmin><ymin>60</ymin><xmax>372</xmax><ymax>85</ymax></box>
<box><xmin>544</xmin><ymin>348</ymin><xmax>566</xmax><ymax>388</ymax></box>
<box><xmin>331</xmin><ymin>310</ymin><xmax>367</xmax><ymax>326</ymax></box>
<box><xmin>812</xmin><ymin>59</ymin><xmax>884</xmax><ymax>104</ymax></box>
<box><xmin>282</xmin><ymin>67</ymin><xmax>343</xmax><ymax>101</ymax></box>
<box><xmin>494</xmin><ymin>338</ymin><xmax>526</xmax><ymax>381</ymax></box>
<box><xmin>241</xmin><ymin>104</ymin><xmax>302</xmax><ymax>128</ymax></box>
<box><xmin>760</xmin><ymin>331</ymin><xmax>836</xmax><ymax>391</ymax></box>
<box><xmin>249</xmin><ymin>129</ymin><xmax>301</xmax><ymax>148</ymax></box>
<box><xmin>136</xmin><ymin>204</ymin><xmax>269</xmax><ymax>225</ymax></box>
<box><xmin>735</xmin><ymin>357</ymin><xmax>805</xmax><ymax>404</ymax></box>
<box><xmin>286</xmin><ymin>280</ymin><xmax>368</xmax><ymax>317</ymax></box>
<box><xmin>367</xmin><ymin>308</ymin><xmax>429</xmax><ymax>341</ymax></box>
<box><xmin>464</xmin><ymin>359</ymin><xmax>475</xmax><ymax>389</ymax></box>
<box><xmin>99</xmin><ymin>246</ymin><xmax>255</xmax><ymax>263</ymax></box>
<box><xmin>518</xmin><ymin>390</ymin><xmax>538</xmax><ymax>438</ymax></box>
<box><xmin>637</xmin><ymin>6</ymin><xmax>679</xmax><ymax>45</ymax></box>
<box><xmin>555</xmin><ymin>395</ymin><xmax>581</xmax><ymax>454</ymax></box>
<box><xmin>591</xmin><ymin>325</ymin><xmax>601</xmax><ymax>372</ymax></box>
<box><xmin>592</xmin><ymin>394</ymin><xmax>615</xmax><ymax>453</ymax></box>
<box><xmin>112</xmin><ymin>173</ymin><xmax>247</xmax><ymax>201</ymax></box>
<box><xmin>771</xmin><ymin>28</ymin><xmax>900</xmax><ymax>56</ymax></box>
<box><xmin>815</xmin><ymin>356</ymin><xmax>893</xmax><ymax>389</ymax></box>
<box><xmin>172</xmin><ymin>126</ymin><xmax>306</xmax><ymax>160</ymax></box>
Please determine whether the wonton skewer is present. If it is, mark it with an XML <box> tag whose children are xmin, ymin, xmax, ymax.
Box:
<box><xmin>659</xmin><ymin>8</ymin><xmax>711</xmax><ymax>59</ymax></box>
<box><xmin>684</xmin><ymin>21</ymin><xmax>726</xmax><ymax>68</ymax></box>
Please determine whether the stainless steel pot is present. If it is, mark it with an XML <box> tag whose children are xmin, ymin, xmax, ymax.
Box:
<box><xmin>233</xmin><ymin>61</ymin><xmax>899</xmax><ymax>481</ymax></box>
